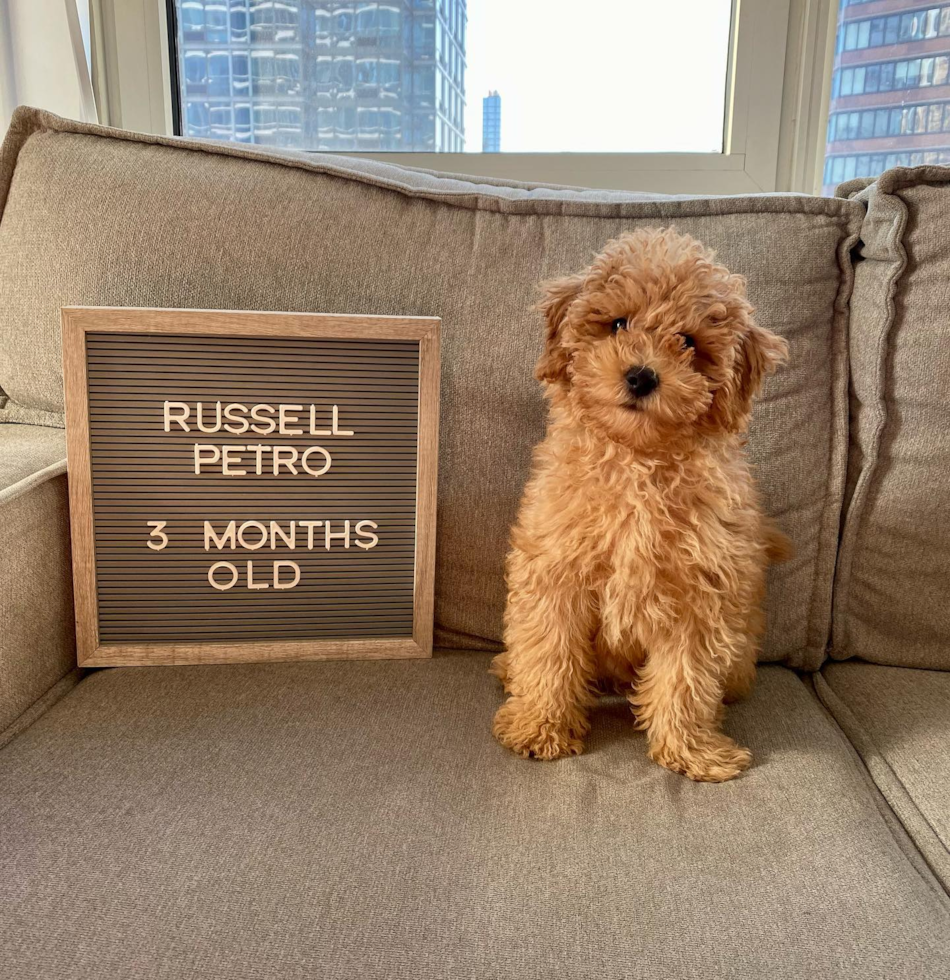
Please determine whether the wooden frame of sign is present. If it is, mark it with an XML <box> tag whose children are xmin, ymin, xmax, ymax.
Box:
<box><xmin>62</xmin><ymin>307</ymin><xmax>440</xmax><ymax>667</ymax></box>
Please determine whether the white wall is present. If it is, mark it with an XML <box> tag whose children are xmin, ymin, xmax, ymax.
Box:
<box><xmin>0</xmin><ymin>0</ymin><xmax>94</xmax><ymax>132</ymax></box>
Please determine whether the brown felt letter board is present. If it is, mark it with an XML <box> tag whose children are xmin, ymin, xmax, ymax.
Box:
<box><xmin>62</xmin><ymin>308</ymin><xmax>440</xmax><ymax>667</ymax></box>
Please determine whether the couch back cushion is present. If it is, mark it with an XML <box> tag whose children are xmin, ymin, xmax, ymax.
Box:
<box><xmin>0</xmin><ymin>108</ymin><xmax>862</xmax><ymax>667</ymax></box>
<box><xmin>834</xmin><ymin>169</ymin><xmax>950</xmax><ymax>669</ymax></box>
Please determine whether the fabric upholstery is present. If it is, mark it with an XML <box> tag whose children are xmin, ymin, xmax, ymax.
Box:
<box><xmin>0</xmin><ymin>420</ymin><xmax>67</xmax><ymax>492</ymax></box>
<box><xmin>1</xmin><ymin>655</ymin><xmax>949</xmax><ymax>980</ymax></box>
<box><xmin>835</xmin><ymin>168</ymin><xmax>950</xmax><ymax>668</ymax></box>
<box><xmin>0</xmin><ymin>423</ymin><xmax>77</xmax><ymax>739</ymax></box>
<box><xmin>0</xmin><ymin>108</ymin><xmax>862</xmax><ymax>665</ymax></box>
<box><xmin>816</xmin><ymin>662</ymin><xmax>950</xmax><ymax>890</ymax></box>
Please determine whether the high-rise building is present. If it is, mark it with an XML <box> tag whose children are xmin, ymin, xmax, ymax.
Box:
<box><xmin>175</xmin><ymin>1</ymin><xmax>467</xmax><ymax>152</ymax></box>
<box><xmin>482</xmin><ymin>90</ymin><xmax>500</xmax><ymax>152</ymax></box>
<box><xmin>823</xmin><ymin>1</ymin><xmax>950</xmax><ymax>194</ymax></box>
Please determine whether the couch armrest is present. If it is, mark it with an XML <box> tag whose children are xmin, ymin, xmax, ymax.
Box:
<box><xmin>0</xmin><ymin>431</ymin><xmax>78</xmax><ymax>747</ymax></box>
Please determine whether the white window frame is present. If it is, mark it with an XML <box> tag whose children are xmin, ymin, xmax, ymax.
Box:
<box><xmin>90</xmin><ymin>0</ymin><xmax>837</xmax><ymax>195</ymax></box>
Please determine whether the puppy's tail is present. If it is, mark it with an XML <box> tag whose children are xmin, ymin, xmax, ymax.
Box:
<box><xmin>763</xmin><ymin>522</ymin><xmax>794</xmax><ymax>564</ymax></box>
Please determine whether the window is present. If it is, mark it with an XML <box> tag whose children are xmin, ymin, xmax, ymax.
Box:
<box><xmin>235</xmin><ymin>103</ymin><xmax>252</xmax><ymax>140</ymax></box>
<box><xmin>824</xmin><ymin>4</ymin><xmax>950</xmax><ymax>195</ymax></box>
<box><xmin>186</xmin><ymin>101</ymin><xmax>209</xmax><ymax>135</ymax></box>
<box><xmin>206</xmin><ymin>2</ymin><xmax>228</xmax><ymax>42</ymax></box>
<box><xmin>100</xmin><ymin>0</ymin><xmax>796</xmax><ymax>193</ymax></box>
<box><xmin>181</xmin><ymin>1</ymin><xmax>203</xmax><ymax>34</ymax></box>
<box><xmin>231</xmin><ymin>3</ymin><xmax>248</xmax><ymax>41</ymax></box>
<box><xmin>208</xmin><ymin>51</ymin><xmax>230</xmax><ymax>97</ymax></box>
<box><xmin>209</xmin><ymin>103</ymin><xmax>233</xmax><ymax>137</ymax></box>
<box><xmin>184</xmin><ymin>51</ymin><xmax>207</xmax><ymax>93</ymax></box>
<box><xmin>835</xmin><ymin>4</ymin><xmax>950</xmax><ymax>51</ymax></box>
<box><xmin>168</xmin><ymin>0</ymin><xmax>732</xmax><ymax>155</ymax></box>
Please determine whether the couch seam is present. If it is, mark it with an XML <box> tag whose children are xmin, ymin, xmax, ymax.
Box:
<box><xmin>803</xmin><ymin>219</ymin><xmax>862</xmax><ymax>671</ymax></box>
<box><xmin>0</xmin><ymin>668</ymin><xmax>83</xmax><ymax>752</ymax></box>
<box><xmin>831</xmin><ymin>183</ymin><xmax>909</xmax><ymax>661</ymax></box>
<box><xmin>0</xmin><ymin>414</ymin><xmax>66</xmax><ymax>429</ymax></box>
<box><xmin>812</xmin><ymin>671</ymin><xmax>950</xmax><ymax>901</ymax></box>
<box><xmin>0</xmin><ymin>456</ymin><xmax>67</xmax><ymax>505</ymax></box>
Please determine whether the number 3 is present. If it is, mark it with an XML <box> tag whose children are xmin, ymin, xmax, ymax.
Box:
<box><xmin>147</xmin><ymin>520</ymin><xmax>169</xmax><ymax>551</ymax></box>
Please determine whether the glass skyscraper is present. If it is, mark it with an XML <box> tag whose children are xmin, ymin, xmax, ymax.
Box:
<box><xmin>175</xmin><ymin>1</ymin><xmax>466</xmax><ymax>152</ymax></box>
<box><xmin>482</xmin><ymin>90</ymin><xmax>500</xmax><ymax>152</ymax></box>
<box><xmin>824</xmin><ymin>0</ymin><xmax>950</xmax><ymax>193</ymax></box>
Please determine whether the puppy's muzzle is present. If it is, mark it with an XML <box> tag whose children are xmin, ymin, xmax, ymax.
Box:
<box><xmin>625</xmin><ymin>365</ymin><xmax>660</xmax><ymax>399</ymax></box>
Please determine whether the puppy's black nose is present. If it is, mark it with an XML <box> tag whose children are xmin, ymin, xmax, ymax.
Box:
<box><xmin>625</xmin><ymin>365</ymin><xmax>659</xmax><ymax>398</ymax></box>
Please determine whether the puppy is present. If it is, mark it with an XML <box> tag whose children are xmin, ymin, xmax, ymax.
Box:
<box><xmin>491</xmin><ymin>228</ymin><xmax>789</xmax><ymax>782</ymax></box>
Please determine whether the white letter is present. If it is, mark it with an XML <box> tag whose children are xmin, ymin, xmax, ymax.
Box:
<box><xmin>279</xmin><ymin>404</ymin><xmax>304</xmax><ymax>435</ymax></box>
<box><xmin>208</xmin><ymin>561</ymin><xmax>238</xmax><ymax>591</ymax></box>
<box><xmin>270</xmin><ymin>521</ymin><xmax>296</xmax><ymax>550</ymax></box>
<box><xmin>237</xmin><ymin>521</ymin><xmax>268</xmax><ymax>551</ymax></box>
<box><xmin>247</xmin><ymin>560</ymin><xmax>269</xmax><ymax>590</ymax></box>
<box><xmin>249</xmin><ymin>404</ymin><xmax>276</xmax><ymax>435</ymax></box>
<box><xmin>221</xmin><ymin>445</ymin><xmax>247</xmax><ymax>476</ymax></box>
<box><xmin>272</xmin><ymin>446</ymin><xmax>299</xmax><ymax>475</ymax></box>
<box><xmin>299</xmin><ymin>520</ymin><xmax>323</xmax><ymax>549</ymax></box>
<box><xmin>194</xmin><ymin>444</ymin><xmax>221</xmax><ymax>474</ymax></box>
<box><xmin>223</xmin><ymin>403</ymin><xmax>250</xmax><ymax>435</ymax></box>
<box><xmin>204</xmin><ymin>521</ymin><xmax>236</xmax><ymax>551</ymax></box>
<box><xmin>274</xmin><ymin>561</ymin><xmax>301</xmax><ymax>589</ymax></box>
<box><xmin>310</xmin><ymin>404</ymin><xmax>331</xmax><ymax>437</ymax></box>
<box><xmin>354</xmin><ymin>520</ymin><xmax>379</xmax><ymax>551</ymax></box>
<box><xmin>195</xmin><ymin>401</ymin><xmax>222</xmax><ymax>434</ymax></box>
<box><xmin>324</xmin><ymin>519</ymin><xmax>351</xmax><ymax>549</ymax></box>
<box><xmin>301</xmin><ymin>446</ymin><xmax>331</xmax><ymax>477</ymax></box>
<box><xmin>332</xmin><ymin>405</ymin><xmax>354</xmax><ymax>436</ymax></box>
<box><xmin>164</xmin><ymin>401</ymin><xmax>191</xmax><ymax>432</ymax></box>
<box><xmin>248</xmin><ymin>444</ymin><xmax>266</xmax><ymax>474</ymax></box>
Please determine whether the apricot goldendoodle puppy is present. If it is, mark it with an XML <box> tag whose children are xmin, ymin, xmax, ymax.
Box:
<box><xmin>491</xmin><ymin>228</ymin><xmax>789</xmax><ymax>782</ymax></box>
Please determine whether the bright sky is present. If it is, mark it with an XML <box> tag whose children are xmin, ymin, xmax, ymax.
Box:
<box><xmin>462</xmin><ymin>0</ymin><xmax>732</xmax><ymax>153</ymax></box>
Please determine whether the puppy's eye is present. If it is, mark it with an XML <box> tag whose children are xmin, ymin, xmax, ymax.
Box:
<box><xmin>611</xmin><ymin>318</ymin><xmax>628</xmax><ymax>333</ymax></box>
<box><xmin>678</xmin><ymin>333</ymin><xmax>696</xmax><ymax>350</ymax></box>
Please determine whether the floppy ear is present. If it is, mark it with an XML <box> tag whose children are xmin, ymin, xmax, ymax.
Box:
<box><xmin>534</xmin><ymin>273</ymin><xmax>584</xmax><ymax>386</ymax></box>
<box><xmin>708</xmin><ymin>308</ymin><xmax>788</xmax><ymax>434</ymax></box>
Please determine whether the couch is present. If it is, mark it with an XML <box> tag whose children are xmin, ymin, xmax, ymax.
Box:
<box><xmin>0</xmin><ymin>107</ymin><xmax>948</xmax><ymax>979</ymax></box>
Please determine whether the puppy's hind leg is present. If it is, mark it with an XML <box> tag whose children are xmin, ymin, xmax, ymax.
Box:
<box><xmin>492</xmin><ymin>557</ymin><xmax>598</xmax><ymax>761</ymax></box>
<box><xmin>488</xmin><ymin>650</ymin><xmax>511</xmax><ymax>690</ymax></box>
<box><xmin>722</xmin><ymin>651</ymin><xmax>757</xmax><ymax>704</ymax></box>
<box><xmin>723</xmin><ymin>586</ymin><xmax>765</xmax><ymax>704</ymax></box>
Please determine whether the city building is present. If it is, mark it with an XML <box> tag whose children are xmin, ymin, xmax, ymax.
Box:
<box><xmin>482</xmin><ymin>90</ymin><xmax>500</xmax><ymax>152</ymax></box>
<box><xmin>823</xmin><ymin>0</ymin><xmax>950</xmax><ymax>193</ymax></box>
<box><xmin>175</xmin><ymin>0</ymin><xmax>467</xmax><ymax>152</ymax></box>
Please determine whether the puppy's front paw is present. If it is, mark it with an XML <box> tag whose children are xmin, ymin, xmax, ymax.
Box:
<box><xmin>650</xmin><ymin>733</ymin><xmax>752</xmax><ymax>782</ymax></box>
<box><xmin>492</xmin><ymin>697</ymin><xmax>586</xmax><ymax>760</ymax></box>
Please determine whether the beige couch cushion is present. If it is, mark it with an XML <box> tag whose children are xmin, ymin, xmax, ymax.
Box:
<box><xmin>0</xmin><ymin>423</ymin><xmax>77</xmax><ymax>742</ymax></box>
<box><xmin>2</xmin><ymin>656</ymin><xmax>950</xmax><ymax>980</ymax></box>
<box><xmin>816</xmin><ymin>662</ymin><xmax>950</xmax><ymax>890</ymax></box>
<box><xmin>0</xmin><ymin>107</ymin><xmax>863</xmax><ymax>666</ymax></box>
<box><xmin>835</xmin><ymin>169</ymin><xmax>950</xmax><ymax>668</ymax></box>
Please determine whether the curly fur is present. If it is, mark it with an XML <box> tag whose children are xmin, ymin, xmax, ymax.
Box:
<box><xmin>491</xmin><ymin>228</ymin><xmax>789</xmax><ymax>782</ymax></box>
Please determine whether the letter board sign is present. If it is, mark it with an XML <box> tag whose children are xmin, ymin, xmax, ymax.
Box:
<box><xmin>61</xmin><ymin>307</ymin><xmax>439</xmax><ymax>667</ymax></box>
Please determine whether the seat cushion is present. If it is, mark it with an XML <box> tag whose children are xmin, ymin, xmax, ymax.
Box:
<box><xmin>0</xmin><ymin>423</ymin><xmax>76</xmax><ymax>742</ymax></box>
<box><xmin>817</xmin><ymin>662</ymin><xmax>950</xmax><ymax>890</ymax></box>
<box><xmin>2</xmin><ymin>655</ymin><xmax>949</xmax><ymax>980</ymax></box>
<box><xmin>835</xmin><ymin>168</ymin><xmax>950</xmax><ymax>668</ymax></box>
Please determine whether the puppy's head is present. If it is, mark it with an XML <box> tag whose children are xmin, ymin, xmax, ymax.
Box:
<box><xmin>536</xmin><ymin>228</ymin><xmax>787</xmax><ymax>449</ymax></box>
